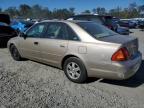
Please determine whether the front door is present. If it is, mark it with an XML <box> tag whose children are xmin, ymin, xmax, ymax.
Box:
<box><xmin>19</xmin><ymin>23</ymin><xmax>46</xmax><ymax>61</ymax></box>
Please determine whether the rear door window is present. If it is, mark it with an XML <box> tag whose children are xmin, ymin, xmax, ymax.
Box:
<box><xmin>44</xmin><ymin>22</ymin><xmax>67</xmax><ymax>40</ymax></box>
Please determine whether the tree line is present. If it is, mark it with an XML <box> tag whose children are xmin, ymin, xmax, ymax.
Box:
<box><xmin>0</xmin><ymin>2</ymin><xmax>144</xmax><ymax>19</ymax></box>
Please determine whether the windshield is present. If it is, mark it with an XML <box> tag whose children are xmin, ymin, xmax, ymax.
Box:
<box><xmin>76</xmin><ymin>22</ymin><xmax>117</xmax><ymax>38</ymax></box>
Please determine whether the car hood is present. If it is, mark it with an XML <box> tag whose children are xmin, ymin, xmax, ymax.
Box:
<box><xmin>0</xmin><ymin>14</ymin><xmax>10</xmax><ymax>25</ymax></box>
<box><xmin>100</xmin><ymin>34</ymin><xmax>136</xmax><ymax>44</ymax></box>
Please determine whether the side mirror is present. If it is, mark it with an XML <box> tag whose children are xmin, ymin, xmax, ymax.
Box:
<box><xmin>20</xmin><ymin>32</ymin><xmax>27</xmax><ymax>39</ymax></box>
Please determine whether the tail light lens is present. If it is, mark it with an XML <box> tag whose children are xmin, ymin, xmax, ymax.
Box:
<box><xmin>111</xmin><ymin>47</ymin><xmax>130</xmax><ymax>61</ymax></box>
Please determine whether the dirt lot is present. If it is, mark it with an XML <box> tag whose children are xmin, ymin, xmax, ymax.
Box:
<box><xmin>0</xmin><ymin>29</ymin><xmax>144</xmax><ymax>108</ymax></box>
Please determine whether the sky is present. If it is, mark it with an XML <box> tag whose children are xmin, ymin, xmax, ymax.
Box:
<box><xmin>0</xmin><ymin>0</ymin><xmax>144</xmax><ymax>13</ymax></box>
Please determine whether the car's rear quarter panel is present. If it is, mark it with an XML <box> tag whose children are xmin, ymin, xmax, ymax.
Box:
<box><xmin>85</xmin><ymin>42</ymin><xmax>122</xmax><ymax>77</ymax></box>
<box><xmin>67</xmin><ymin>41</ymin><xmax>121</xmax><ymax>77</ymax></box>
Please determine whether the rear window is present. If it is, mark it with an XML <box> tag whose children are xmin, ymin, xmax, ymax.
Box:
<box><xmin>76</xmin><ymin>22</ymin><xmax>117</xmax><ymax>39</ymax></box>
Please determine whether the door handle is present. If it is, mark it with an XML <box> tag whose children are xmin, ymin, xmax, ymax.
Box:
<box><xmin>34</xmin><ymin>42</ymin><xmax>39</xmax><ymax>45</ymax></box>
<box><xmin>60</xmin><ymin>45</ymin><xmax>65</xmax><ymax>48</ymax></box>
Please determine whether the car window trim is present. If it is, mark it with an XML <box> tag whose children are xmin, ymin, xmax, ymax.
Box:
<box><xmin>65</xmin><ymin>24</ymin><xmax>81</xmax><ymax>41</ymax></box>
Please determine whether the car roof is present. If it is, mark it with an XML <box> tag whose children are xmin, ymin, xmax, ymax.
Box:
<box><xmin>68</xmin><ymin>14</ymin><xmax>113</xmax><ymax>19</ymax></box>
<box><xmin>72</xmin><ymin>14</ymin><xmax>112</xmax><ymax>17</ymax></box>
<box><xmin>41</xmin><ymin>20</ymin><xmax>94</xmax><ymax>24</ymax></box>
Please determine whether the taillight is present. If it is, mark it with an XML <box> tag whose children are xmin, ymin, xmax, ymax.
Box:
<box><xmin>111</xmin><ymin>47</ymin><xmax>130</xmax><ymax>61</ymax></box>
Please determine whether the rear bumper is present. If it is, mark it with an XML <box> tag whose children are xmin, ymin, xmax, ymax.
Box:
<box><xmin>116</xmin><ymin>52</ymin><xmax>142</xmax><ymax>80</ymax></box>
<box><xmin>88</xmin><ymin>52</ymin><xmax>142</xmax><ymax>80</ymax></box>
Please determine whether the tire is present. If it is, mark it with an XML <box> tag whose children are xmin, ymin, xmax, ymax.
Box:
<box><xmin>63</xmin><ymin>57</ymin><xmax>87</xmax><ymax>83</ymax></box>
<box><xmin>10</xmin><ymin>45</ymin><xmax>22</xmax><ymax>61</ymax></box>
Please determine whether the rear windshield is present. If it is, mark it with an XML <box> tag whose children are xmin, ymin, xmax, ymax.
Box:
<box><xmin>76</xmin><ymin>22</ymin><xmax>117</xmax><ymax>39</ymax></box>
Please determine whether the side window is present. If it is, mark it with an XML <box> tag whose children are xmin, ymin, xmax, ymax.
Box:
<box><xmin>44</xmin><ymin>23</ymin><xmax>66</xmax><ymax>40</ymax></box>
<box><xmin>26</xmin><ymin>23</ymin><xmax>46</xmax><ymax>38</ymax></box>
<box><xmin>66</xmin><ymin>26</ymin><xmax>80</xmax><ymax>41</ymax></box>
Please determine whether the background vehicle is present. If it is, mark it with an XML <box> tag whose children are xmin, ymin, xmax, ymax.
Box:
<box><xmin>8</xmin><ymin>20</ymin><xmax>142</xmax><ymax>83</ymax></box>
<box><xmin>11</xmin><ymin>20</ymin><xmax>34</xmax><ymax>32</ymax></box>
<box><xmin>0</xmin><ymin>14</ymin><xmax>17</xmax><ymax>47</ymax></box>
<box><xmin>112</xmin><ymin>18</ymin><xmax>130</xmax><ymax>35</ymax></box>
<box><xmin>138</xmin><ymin>20</ymin><xmax>144</xmax><ymax>30</ymax></box>
<box><xmin>67</xmin><ymin>14</ymin><xmax>130</xmax><ymax>35</ymax></box>
<box><xmin>119</xmin><ymin>19</ymin><xmax>137</xmax><ymax>28</ymax></box>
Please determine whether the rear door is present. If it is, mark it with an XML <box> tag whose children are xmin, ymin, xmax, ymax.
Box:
<box><xmin>40</xmin><ymin>22</ymin><xmax>68</xmax><ymax>67</ymax></box>
<box><xmin>19</xmin><ymin>23</ymin><xmax>47</xmax><ymax>61</ymax></box>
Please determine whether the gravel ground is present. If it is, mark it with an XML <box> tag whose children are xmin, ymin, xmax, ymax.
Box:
<box><xmin>0</xmin><ymin>29</ymin><xmax>144</xmax><ymax>108</ymax></box>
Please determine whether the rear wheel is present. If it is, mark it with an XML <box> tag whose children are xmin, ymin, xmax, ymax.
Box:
<box><xmin>63</xmin><ymin>57</ymin><xmax>87</xmax><ymax>83</ymax></box>
<box><xmin>10</xmin><ymin>45</ymin><xmax>22</xmax><ymax>61</ymax></box>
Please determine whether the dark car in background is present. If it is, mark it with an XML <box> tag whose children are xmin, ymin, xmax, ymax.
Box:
<box><xmin>0</xmin><ymin>14</ymin><xmax>17</xmax><ymax>47</ymax></box>
<box><xmin>67</xmin><ymin>14</ymin><xmax>130</xmax><ymax>35</ymax></box>
<box><xmin>118</xmin><ymin>20</ymin><xmax>129</xmax><ymax>28</ymax></box>
<box><xmin>138</xmin><ymin>20</ymin><xmax>144</xmax><ymax>30</ymax></box>
<box><xmin>112</xmin><ymin>18</ymin><xmax>130</xmax><ymax>35</ymax></box>
<box><xmin>119</xmin><ymin>19</ymin><xmax>137</xmax><ymax>28</ymax></box>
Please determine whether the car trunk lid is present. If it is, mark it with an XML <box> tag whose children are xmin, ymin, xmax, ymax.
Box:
<box><xmin>100</xmin><ymin>35</ymin><xmax>139</xmax><ymax>58</ymax></box>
